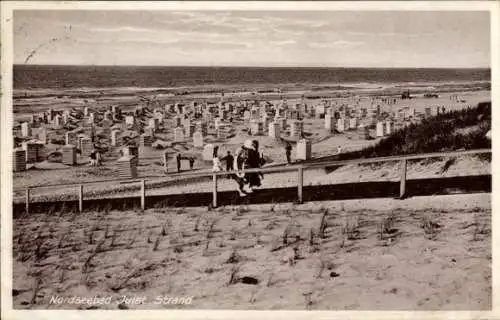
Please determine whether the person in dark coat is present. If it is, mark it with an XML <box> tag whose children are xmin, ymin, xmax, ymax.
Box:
<box><xmin>233</xmin><ymin>140</ymin><xmax>254</xmax><ymax>196</ymax></box>
<box><xmin>89</xmin><ymin>149</ymin><xmax>97</xmax><ymax>166</ymax></box>
<box><xmin>176</xmin><ymin>152</ymin><xmax>182</xmax><ymax>173</ymax></box>
<box><xmin>221</xmin><ymin>151</ymin><xmax>234</xmax><ymax>172</ymax></box>
<box><xmin>245</xmin><ymin>140</ymin><xmax>263</xmax><ymax>189</ymax></box>
<box><xmin>285</xmin><ymin>142</ymin><xmax>292</xmax><ymax>164</ymax></box>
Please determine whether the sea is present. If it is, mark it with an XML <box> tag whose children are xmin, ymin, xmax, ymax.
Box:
<box><xmin>13</xmin><ymin>65</ymin><xmax>491</xmax><ymax>90</ymax></box>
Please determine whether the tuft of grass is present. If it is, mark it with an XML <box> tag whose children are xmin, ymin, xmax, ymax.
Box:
<box><xmin>87</xmin><ymin>227</ymin><xmax>96</xmax><ymax>245</ymax></box>
<box><xmin>104</xmin><ymin>224</ymin><xmax>110</xmax><ymax>238</ymax></box>
<box><xmin>342</xmin><ymin>216</ymin><xmax>360</xmax><ymax>240</ymax></box>
<box><xmin>58</xmin><ymin>265</ymin><xmax>68</xmax><ymax>284</ymax></box>
<box><xmin>127</xmin><ymin>232</ymin><xmax>138</xmax><ymax>249</ymax></box>
<box><xmin>229</xmin><ymin>227</ymin><xmax>237</xmax><ymax>241</ymax></box>
<box><xmin>173</xmin><ymin>245</ymin><xmax>183</xmax><ymax>253</ymax></box>
<box><xmin>217</xmin><ymin>239</ymin><xmax>226</xmax><ymax>248</ymax></box>
<box><xmin>282</xmin><ymin>209</ymin><xmax>292</xmax><ymax>217</ymax></box>
<box><xmin>109</xmin><ymin>263</ymin><xmax>154</xmax><ymax>292</ymax></box>
<box><xmin>236</xmin><ymin>206</ymin><xmax>249</xmax><ymax>216</ymax></box>
<box><xmin>315</xmin><ymin>259</ymin><xmax>326</xmax><ymax>279</ymax></box>
<box><xmin>226</xmin><ymin>248</ymin><xmax>240</xmax><ymax>264</ymax></box>
<box><xmin>421</xmin><ymin>215</ymin><xmax>440</xmax><ymax>240</ymax></box>
<box><xmin>472</xmin><ymin>214</ymin><xmax>489</xmax><ymax>241</ymax></box>
<box><xmin>204</xmin><ymin>218</ymin><xmax>218</xmax><ymax>253</ymax></box>
<box><xmin>302</xmin><ymin>292</ymin><xmax>313</xmax><ymax>308</ymax></box>
<box><xmin>318</xmin><ymin>209</ymin><xmax>329</xmax><ymax>239</ymax></box>
<box><xmin>58</xmin><ymin>230</ymin><xmax>70</xmax><ymax>249</ymax></box>
<box><xmin>110</xmin><ymin>230</ymin><xmax>118</xmax><ymax>247</ymax></box>
<box><xmin>194</xmin><ymin>215</ymin><xmax>202</xmax><ymax>232</ymax></box>
<box><xmin>104</xmin><ymin>203</ymin><xmax>112</xmax><ymax>215</ymax></box>
<box><xmin>153</xmin><ymin>234</ymin><xmax>161</xmax><ymax>251</ymax></box>
<box><xmin>265</xmin><ymin>221</ymin><xmax>278</xmax><ymax>230</ymax></box>
<box><xmin>30</xmin><ymin>273</ymin><xmax>43</xmax><ymax>305</ymax></box>
<box><xmin>58</xmin><ymin>203</ymin><xmax>68</xmax><ymax>215</ymax></box>
<box><xmin>378</xmin><ymin>212</ymin><xmax>397</xmax><ymax>241</ymax></box>
<box><xmin>288</xmin><ymin>246</ymin><xmax>299</xmax><ymax>266</ymax></box>
<box><xmin>309</xmin><ymin>228</ymin><xmax>315</xmax><ymax>246</ymax></box>
<box><xmin>17</xmin><ymin>232</ymin><xmax>23</xmax><ymax>245</ymax></box>
<box><xmin>227</xmin><ymin>264</ymin><xmax>240</xmax><ymax>285</ymax></box>
<box><xmin>47</xmin><ymin>204</ymin><xmax>57</xmax><ymax>215</ymax></box>
<box><xmin>249</xmin><ymin>287</ymin><xmax>259</xmax><ymax>304</ymax></box>
<box><xmin>266</xmin><ymin>269</ymin><xmax>276</xmax><ymax>287</ymax></box>
<box><xmin>82</xmin><ymin>248</ymin><xmax>99</xmax><ymax>274</ymax></box>
<box><xmin>203</xmin><ymin>266</ymin><xmax>216</xmax><ymax>274</ymax></box>
<box><xmin>283</xmin><ymin>223</ymin><xmax>291</xmax><ymax>245</ymax></box>
<box><xmin>34</xmin><ymin>232</ymin><xmax>48</xmax><ymax>261</ymax></box>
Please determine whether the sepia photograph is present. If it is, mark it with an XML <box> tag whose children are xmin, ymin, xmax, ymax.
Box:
<box><xmin>1</xmin><ymin>1</ymin><xmax>497</xmax><ymax>317</ymax></box>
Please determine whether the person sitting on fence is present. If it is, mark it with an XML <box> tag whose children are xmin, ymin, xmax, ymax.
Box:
<box><xmin>233</xmin><ymin>140</ymin><xmax>251</xmax><ymax>196</ymax></box>
<box><xmin>233</xmin><ymin>139</ymin><xmax>262</xmax><ymax>196</ymax></box>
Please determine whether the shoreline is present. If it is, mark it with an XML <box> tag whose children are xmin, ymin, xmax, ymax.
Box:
<box><xmin>13</xmin><ymin>79</ymin><xmax>491</xmax><ymax>93</ymax></box>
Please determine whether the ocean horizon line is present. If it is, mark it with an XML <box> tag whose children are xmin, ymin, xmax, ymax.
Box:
<box><xmin>14</xmin><ymin>64</ymin><xmax>490</xmax><ymax>89</ymax></box>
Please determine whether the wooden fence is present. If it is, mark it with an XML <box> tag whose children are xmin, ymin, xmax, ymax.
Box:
<box><xmin>19</xmin><ymin>148</ymin><xmax>491</xmax><ymax>213</ymax></box>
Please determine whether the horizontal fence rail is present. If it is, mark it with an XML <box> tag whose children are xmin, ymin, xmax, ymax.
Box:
<box><xmin>14</xmin><ymin>148</ymin><xmax>491</xmax><ymax>191</ymax></box>
<box><xmin>16</xmin><ymin>148</ymin><xmax>491</xmax><ymax>214</ymax></box>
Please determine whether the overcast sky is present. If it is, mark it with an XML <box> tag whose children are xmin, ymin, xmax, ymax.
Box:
<box><xmin>13</xmin><ymin>10</ymin><xmax>491</xmax><ymax>68</ymax></box>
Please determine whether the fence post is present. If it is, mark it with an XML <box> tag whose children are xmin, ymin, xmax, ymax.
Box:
<box><xmin>212</xmin><ymin>174</ymin><xmax>218</xmax><ymax>208</ymax></box>
<box><xmin>78</xmin><ymin>184</ymin><xmax>83</xmax><ymax>213</ymax></box>
<box><xmin>297</xmin><ymin>166</ymin><xmax>304</xmax><ymax>204</ymax></box>
<box><xmin>399</xmin><ymin>159</ymin><xmax>407</xmax><ymax>199</ymax></box>
<box><xmin>163</xmin><ymin>152</ymin><xmax>168</xmax><ymax>174</ymax></box>
<box><xmin>141</xmin><ymin>179</ymin><xmax>146</xmax><ymax>210</ymax></box>
<box><xmin>25</xmin><ymin>187</ymin><xmax>30</xmax><ymax>214</ymax></box>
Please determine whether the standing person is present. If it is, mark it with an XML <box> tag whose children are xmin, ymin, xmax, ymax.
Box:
<box><xmin>95</xmin><ymin>150</ymin><xmax>102</xmax><ymax>166</ymax></box>
<box><xmin>176</xmin><ymin>152</ymin><xmax>182</xmax><ymax>173</ymax></box>
<box><xmin>259</xmin><ymin>150</ymin><xmax>266</xmax><ymax>167</ymax></box>
<box><xmin>89</xmin><ymin>149</ymin><xmax>97</xmax><ymax>166</ymax></box>
<box><xmin>221</xmin><ymin>151</ymin><xmax>234</xmax><ymax>172</ymax></box>
<box><xmin>285</xmin><ymin>142</ymin><xmax>292</xmax><ymax>164</ymax></box>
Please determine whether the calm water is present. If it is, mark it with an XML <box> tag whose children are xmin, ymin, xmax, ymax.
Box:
<box><xmin>14</xmin><ymin>65</ymin><xmax>491</xmax><ymax>89</ymax></box>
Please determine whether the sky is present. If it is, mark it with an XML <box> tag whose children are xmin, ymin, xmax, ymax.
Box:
<box><xmin>13</xmin><ymin>10</ymin><xmax>491</xmax><ymax>68</ymax></box>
